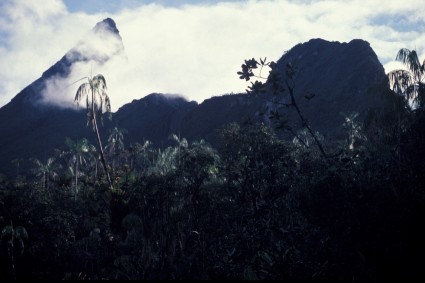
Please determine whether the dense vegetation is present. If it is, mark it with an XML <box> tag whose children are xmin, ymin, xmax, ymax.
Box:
<box><xmin>1</xmin><ymin>50</ymin><xmax>425</xmax><ymax>281</ymax></box>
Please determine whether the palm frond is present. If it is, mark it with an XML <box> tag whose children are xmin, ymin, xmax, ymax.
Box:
<box><xmin>169</xmin><ymin>134</ymin><xmax>179</xmax><ymax>143</ymax></box>
<box><xmin>396</xmin><ymin>48</ymin><xmax>412</xmax><ymax>63</ymax></box>
<box><xmin>396</xmin><ymin>48</ymin><xmax>422</xmax><ymax>80</ymax></box>
<box><xmin>405</xmin><ymin>84</ymin><xmax>416</xmax><ymax>100</ymax></box>
<box><xmin>143</xmin><ymin>140</ymin><xmax>152</xmax><ymax>149</ymax></box>
<box><xmin>388</xmin><ymin>69</ymin><xmax>414</xmax><ymax>96</ymax></box>
<box><xmin>93</xmin><ymin>74</ymin><xmax>107</xmax><ymax>89</ymax></box>
<box><xmin>105</xmin><ymin>96</ymin><xmax>111</xmax><ymax>113</ymax></box>
<box><xmin>99</xmin><ymin>95</ymin><xmax>104</xmax><ymax>113</ymax></box>
<box><xmin>31</xmin><ymin>158</ymin><xmax>42</xmax><ymax>168</ymax></box>
<box><xmin>181</xmin><ymin>138</ymin><xmax>188</xmax><ymax>148</ymax></box>
<box><xmin>75</xmin><ymin>83</ymin><xmax>90</xmax><ymax>104</ymax></box>
<box><xmin>68</xmin><ymin>76</ymin><xmax>88</xmax><ymax>87</ymax></box>
<box><xmin>47</xmin><ymin>157</ymin><xmax>55</xmax><ymax>166</ymax></box>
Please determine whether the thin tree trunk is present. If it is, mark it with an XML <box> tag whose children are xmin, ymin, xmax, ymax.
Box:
<box><xmin>92</xmin><ymin>89</ymin><xmax>114</xmax><ymax>190</ymax></box>
<box><xmin>75</xmin><ymin>159</ymin><xmax>79</xmax><ymax>200</ymax></box>
<box><xmin>286</xmin><ymin>81</ymin><xmax>328</xmax><ymax>159</ymax></box>
<box><xmin>93</xmin><ymin>158</ymin><xmax>98</xmax><ymax>189</ymax></box>
<box><xmin>8</xmin><ymin>221</ymin><xmax>16</xmax><ymax>280</ymax></box>
<box><xmin>43</xmin><ymin>171</ymin><xmax>47</xmax><ymax>190</ymax></box>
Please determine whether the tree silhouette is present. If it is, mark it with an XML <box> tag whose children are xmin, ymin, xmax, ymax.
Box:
<box><xmin>1</xmin><ymin>222</ymin><xmax>28</xmax><ymax>280</ymax></box>
<box><xmin>237</xmin><ymin>58</ymin><xmax>328</xmax><ymax>158</ymax></box>
<box><xmin>106</xmin><ymin>126</ymin><xmax>127</xmax><ymax>172</ymax></box>
<box><xmin>30</xmin><ymin>157</ymin><xmax>58</xmax><ymax>190</ymax></box>
<box><xmin>169</xmin><ymin>133</ymin><xmax>188</xmax><ymax>166</ymax></box>
<box><xmin>340</xmin><ymin>111</ymin><xmax>366</xmax><ymax>150</ymax></box>
<box><xmin>64</xmin><ymin>137</ymin><xmax>96</xmax><ymax>197</ymax></box>
<box><xmin>11</xmin><ymin>158</ymin><xmax>24</xmax><ymax>180</ymax></box>
<box><xmin>387</xmin><ymin>48</ymin><xmax>425</xmax><ymax>109</ymax></box>
<box><xmin>74</xmin><ymin>74</ymin><xmax>113</xmax><ymax>190</ymax></box>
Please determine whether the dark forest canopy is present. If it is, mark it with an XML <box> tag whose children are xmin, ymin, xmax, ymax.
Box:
<box><xmin>1</xmin><ymin>91</ymin><xmax>425</xmax><ymax>280</ymax></box>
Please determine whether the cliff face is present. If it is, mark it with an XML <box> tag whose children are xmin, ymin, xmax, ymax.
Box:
<box><xmin>269</xmin><ymin>38</ymin><xmax>388</xmax><ymax>139</ymax></box>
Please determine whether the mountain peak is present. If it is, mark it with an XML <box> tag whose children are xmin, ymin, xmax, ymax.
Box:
<box><xmin>38</xmin><ymin>17</ymin><xmax>125</xmax><ymax>82</ymax></box>
<box><xmin>268</xmin><ymin>38</ymin><xmax>387</xmax><ymax>138</ymax></box>
<box><xmin>64</xmin><ymin>17</ymin><xmax>124</xmax><ymax>64</ymax></box>
<box><xmin>93</xmin><ymin>18</ymin><xmax>120</xmax><ymax>36</ymax></box>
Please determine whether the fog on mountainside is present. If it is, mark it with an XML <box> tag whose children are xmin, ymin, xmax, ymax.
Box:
<box><xmin>40</xmin><ymin>18</ymin><xmax>127</xmax><ymax>109</ymax></box>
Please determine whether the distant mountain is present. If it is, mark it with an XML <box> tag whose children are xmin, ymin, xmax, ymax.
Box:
<box><xmin>0</xmin><ymin>18</ymin><xmax>390</xmax><ymax>177</ymax></box>
<box><xmin>111</xmin><ymin>93</ymin><xmax>197</xmax><ymax>147</ymax></box>
<box><xmin>0</xmin><ymin>18</ymin><xmax>124</xmax><ymax>176</ymax></box>
<box><xmin>180</xmin><ymin>93</ymin><xmax>266</xmax><ymax>144</ymax></box>
<box><xmin>179</xmin><ymin>38</ymin><xmax>388</xmax><ymax>143</ymax></box>
<box><xmin>269</xmin><ymin>38</ymin><xmax>388</xmax><ymax>139</ymax></box>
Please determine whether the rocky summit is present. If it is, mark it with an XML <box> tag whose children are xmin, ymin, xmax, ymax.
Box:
<box><xmin>268</xmin><ymin>38</ymin><xmax>388</xmax><ymax>139</ymax></box>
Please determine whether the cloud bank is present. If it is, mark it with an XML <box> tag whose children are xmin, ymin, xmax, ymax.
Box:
<box><xmin>1</xmin><ymin>0</ymin><xmax>425</xmax><ymax>111</ymax></box>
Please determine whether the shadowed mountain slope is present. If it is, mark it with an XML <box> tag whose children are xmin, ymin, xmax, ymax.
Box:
<box><xmin>269</xmin><ymin>38</ymin><xmax>388</xmax><ymax>139</ymax></box>
<box><xmin>110</xmin><ymin>93</ymin><xmax>198</xmax><ymax>147</ymax></box>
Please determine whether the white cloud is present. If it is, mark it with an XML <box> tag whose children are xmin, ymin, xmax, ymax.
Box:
<box><xmin>0</xmin><ymin>0</ymin><xmax>100</xmax><ymax>106</ymax></box>
<box><xmin>39</xmin><ymin>53</ymin><xmax>128</xmax><ymax>110</ymax></box>
<box><xmin>1</xmin><ymin>0</ymin><xmax>425</xmax><ymax>111</ymax></box>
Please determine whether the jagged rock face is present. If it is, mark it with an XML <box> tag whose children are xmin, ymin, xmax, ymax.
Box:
<box><xmin>268</xmin><ymin>38</ymin><xmax>388</xmax><ymax>139</ymax></box>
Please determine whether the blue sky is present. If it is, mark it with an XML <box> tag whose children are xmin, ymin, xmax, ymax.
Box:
<box><xmin>63</xmin><ymin>0</ymin><xmax>237</xmax><ymax>12</ymax></box>
<box><xmin>1</xmin><ymin>0</ymin><xmax>425</xmax><ymax>111</ymax></box>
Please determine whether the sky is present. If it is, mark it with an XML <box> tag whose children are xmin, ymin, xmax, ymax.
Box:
<box><xmin>1</xmin><ymin>0</ymin><xmax>425</xmax><ymax>112</ymax></box>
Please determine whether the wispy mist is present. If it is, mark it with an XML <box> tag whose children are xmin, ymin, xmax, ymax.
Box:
<box><xmin>40</xmin><ymin>18</ymin><xmax>127</xmax><ymax>110</ymax></box>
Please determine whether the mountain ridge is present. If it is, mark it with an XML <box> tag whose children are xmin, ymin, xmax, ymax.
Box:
<box><xmin>0</xmin><ymin>18</ymin><xmax>391</xmax><ymax>177</ymax></box>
